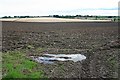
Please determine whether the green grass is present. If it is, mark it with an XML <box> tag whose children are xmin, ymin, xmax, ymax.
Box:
<box><xmin>2</xmin><ymin>50</ymin><xmax>45</xmax><ymax>78</ymax></box>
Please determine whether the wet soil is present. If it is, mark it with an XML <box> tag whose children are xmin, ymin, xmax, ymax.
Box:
<box><xmin>2</xmin><ymin>21</ymin><xmax>119</xmax><ymax>78</ymax></box>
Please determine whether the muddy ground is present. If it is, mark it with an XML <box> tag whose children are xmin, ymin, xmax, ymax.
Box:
<box><xmin>2</xmin><ymin>21</ymin><xmax>119</xmax><ymax>78</ymax></box>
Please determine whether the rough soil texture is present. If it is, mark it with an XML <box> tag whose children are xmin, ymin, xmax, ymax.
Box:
<box><xmin>2</xmin><ymin>21</ymin><xmax>119</xmax><ymax>78</ymax></box>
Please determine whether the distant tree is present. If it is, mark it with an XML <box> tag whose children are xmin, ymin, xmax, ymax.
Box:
<box><xmin>53</xmin><ymin>15</ymin><xmax>60</xmax><ymax>18</ymax></box>
<box><xmin>2</xmin><ymin>16</ymin><xmax>11</xmax><ymax>18</ymax></box>
<box><xmin>86</xmin><ymin>15</ymin><xmax>89</xmax><ymax>17</ymax></box>
<box><xmin>95</xmin><ymin>16</ymin><xmax>98</xmax><ymax>20</ymax></box>
<box><xmin>8</xmin><ymin>16</ymin><xmax>11</xmax><ymax>18</ymax></box>
<box><xmin>2</xmin><ymin>16</ymin><xmax>7</xmax><ymax>18</ymax></box>
<box><xmin>108</xmin><ymin>16</ymin><xmax>112</xmax><ymax>18</ymax></box>
<box><xmin>76</xmin><ymin>15</ymin><xmax>82</xmax><ymax>17</ymax></box>
<box><xmin>19</xmin><ymin>16</ymin><xmax>30</xmax><ymax>18</ymax></box>
<box><xmin>14</xmin><ymin>16</ymin><xmax>18</xmax><ymax>18</ymax></box>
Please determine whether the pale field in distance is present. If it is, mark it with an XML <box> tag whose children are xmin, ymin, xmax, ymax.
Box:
<box><xmin>0</xmin><ymin>17</ymin><xmax>112</xmax><ymax>22</ymax></box>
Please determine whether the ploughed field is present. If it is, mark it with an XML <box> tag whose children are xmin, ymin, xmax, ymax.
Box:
<box><xmin>2</xmin><ymin>21</ymin><xmax>119</xmax><ymax>78</ymax></box>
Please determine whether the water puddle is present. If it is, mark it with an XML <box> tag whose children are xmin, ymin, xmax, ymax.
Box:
<box><xmin>31</xmin><ymin>54</ymin><xmax>86</xmax><ymax>64</ymax></box>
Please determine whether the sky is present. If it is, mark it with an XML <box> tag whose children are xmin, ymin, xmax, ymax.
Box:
<box><xmin>0</xmin><ymin>0</ymin><xmax>120</xmax><ymax>17</ymax></box>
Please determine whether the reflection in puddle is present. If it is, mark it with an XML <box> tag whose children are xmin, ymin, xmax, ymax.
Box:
<box><xmin>31</xmin><ymin>54</ymin><xmax>86</xmax><ymax>64</ymax></box>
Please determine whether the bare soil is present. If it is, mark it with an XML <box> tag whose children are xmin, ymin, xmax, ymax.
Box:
<box><xmin>2</xmin><ymin>21</ymin><xmax>119</xmax><ymax>78</ymax></box>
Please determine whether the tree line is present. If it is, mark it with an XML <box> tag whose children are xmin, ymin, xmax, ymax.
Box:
<box><xmin>1</xmin><ymin>15</ymin><xmax>119</xmax><ymax>20</ymax></box>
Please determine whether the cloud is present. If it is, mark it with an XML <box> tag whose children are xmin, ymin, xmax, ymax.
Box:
<box><xmin>48</xmin><ymin>8</ymin><xmax>118</xmax><ymax>16</ymax></box>
<box><xmin>0</xmin><ymin>0</ymin><xmax>119</xmax><ymax>16</ymax></box>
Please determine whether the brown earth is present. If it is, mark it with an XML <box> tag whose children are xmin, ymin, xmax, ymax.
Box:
<box><xmin>2</xmin><ymin>21</ymin><xmax>119</xmax><ymax>78</ymax></box>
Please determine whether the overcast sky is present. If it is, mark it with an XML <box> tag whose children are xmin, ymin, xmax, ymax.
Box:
<box><xmin>0</xmin><ymin>0</ymin><xmax>119</xmax><ymax>17</ymax></box>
